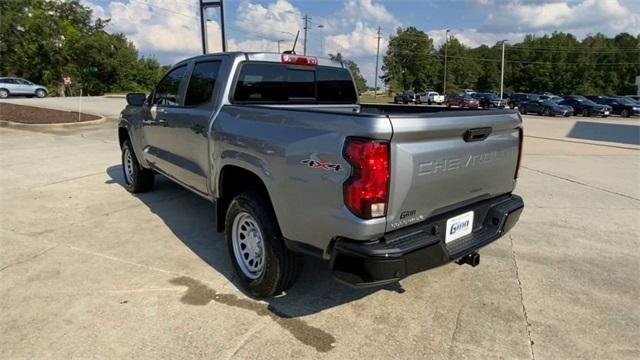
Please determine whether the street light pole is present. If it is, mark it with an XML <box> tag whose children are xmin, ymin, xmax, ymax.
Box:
<box><xmin>500</xmin><ymin>39</ymin><xmax>507</xmax><ymax>100</ymax></box>
<box><xmin>277</xmin><ymin>40</ymin><xmax>284</xmax><ymax>53</ymax></box>
<box><xmin>374</xmin><ymin>26</ymin><xmax>382</xmax><ymax>98</ymax></box>
<box><xmin>443</xmin><ymin>29</ymin><xmax>450</xmax><ymax>94</ymax></box>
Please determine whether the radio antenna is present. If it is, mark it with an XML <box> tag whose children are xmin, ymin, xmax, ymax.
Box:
<box><xmin>283</xmin><ymin>31</ymin><xmax>300</xmax><ymax>54</ymax></box>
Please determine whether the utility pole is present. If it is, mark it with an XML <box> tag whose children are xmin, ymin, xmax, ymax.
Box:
<box><xmin>277</xmin><ymin>40</ymin><xmax>284</xmax><ymax>53</ymax></box>
<box><xmin>303</xmin><ymin>14</ymin><xmax>310</xmax><ymax>55</ymax></box>
<box><xmin>443</xmin><ymin>29</ymin><xmax>450</xmax><ymax>95</ymax></box>
<box><xmin>374</xmin><ymin>26</ymin><xmax>382</xmax><ymax>98</ymax></box>
<box><xmin>500</xmin><ymin>40</ymin><xmax>507</xmax><ymax>100</ymax></box>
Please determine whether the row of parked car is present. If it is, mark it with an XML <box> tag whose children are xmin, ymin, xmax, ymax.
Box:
<box><xmin>393</xmin><ymin>89</ymin><xmax>640</xmax><ymax>118</ymax></box>
<box><xmin>509</xmin><ymin>93</ymin><xmax>640</xmax><ymax>118</ymax></box>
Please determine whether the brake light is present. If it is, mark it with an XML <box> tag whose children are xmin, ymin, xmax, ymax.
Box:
<box><xmin>515</xmin><ymin>127</ymin><xmax>523</xmax><ymax>179</ymax></box>
<box><xmin>281</xmin><ymin>54</ymin><xmax>318</xmax><ymax>66</ymax></box>
<box><xmin>343</xmin><ymin>138</ymin><xmax>390</xmax><ymax>219</ymax></box>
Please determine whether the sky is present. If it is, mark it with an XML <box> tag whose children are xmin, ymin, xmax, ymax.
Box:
<box><xmin>83</xmin><ymin>0</ymin><xmax>640</xmax><ymax>85</ymax></box>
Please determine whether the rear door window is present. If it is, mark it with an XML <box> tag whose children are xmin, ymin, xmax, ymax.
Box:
<box><xmin>185</xmin><ymin>61</ymin><xmax>222</xmax><ymax>106</ymax></box>
<box><xmin>153</xmin><ymin>65</ymin><xmax>187</xmax><ymax>106</ymax></box>
<box><xmin>233</xmin><ymin>62</ymin><xmax>356</xmax><ymax>103</ymax></box>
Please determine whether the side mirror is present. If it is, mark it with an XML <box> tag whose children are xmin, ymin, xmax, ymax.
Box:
<box><xmin>126</xmin><ymin>93</ymin><xmax>146</xmax><ymax>106</ymax></box>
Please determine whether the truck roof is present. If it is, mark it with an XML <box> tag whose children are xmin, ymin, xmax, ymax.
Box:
<box><xmin>175</xmin><ymin>52</ymin><xmax>345</xmax><ymax>68</ymax></box>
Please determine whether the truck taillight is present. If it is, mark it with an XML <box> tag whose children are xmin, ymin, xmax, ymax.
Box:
<box><xmin>281</xmin><ymin>54</ymin><xmax>318</xmax><ymax>66</ymax></box>
<box><xmin>515</xmin><ymin>127</ymin><xmax>523</xmax><ymax>179</ymax></box>
<box><xmin>343</xmin><ymin>138</ymin><xmax>390</xmax><ymax>219</ymax></box>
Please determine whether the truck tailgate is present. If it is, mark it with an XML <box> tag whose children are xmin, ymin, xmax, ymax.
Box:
<box><xmin>386</xmin><ymin>110</ymin><xmax>521</xmax><ymax>232</ymax></box>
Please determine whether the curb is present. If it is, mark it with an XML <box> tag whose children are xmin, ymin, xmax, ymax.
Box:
<box><xmin>0</xmin><ymin>115</ymin><xmax>109</xmax><ymax>130</ymax></box>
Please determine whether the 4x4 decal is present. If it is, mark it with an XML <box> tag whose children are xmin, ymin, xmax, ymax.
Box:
<box><xmin>300</xmin><ymin>159</ymin><xmax>343</xmax><ymax>172</ymax></box>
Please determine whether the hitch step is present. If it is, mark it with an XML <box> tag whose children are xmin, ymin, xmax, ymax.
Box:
<box><xmin>456</xmin><ymin>252</ymin><xmax>480</xmax><ymax>267</ymax></box>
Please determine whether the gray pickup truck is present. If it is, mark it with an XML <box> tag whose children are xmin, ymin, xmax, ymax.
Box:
<box><xmin>119</xmin><ymin>52</ymin><xmax>524</xmax><ymax>298</ymax></box>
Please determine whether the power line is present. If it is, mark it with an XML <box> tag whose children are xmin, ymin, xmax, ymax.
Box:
<box><xmin>370</xmin><ymin>51</ymin><xmax>639</xmax><ymax>66</ymax></box>
<box><xmin>128</xmin><ymin>0</ymin><xmax>199</xmax><ymax>20</ymax></box>
<box><xmin>506</xmin><ymin>46</ymin><xmax>639</xmax><ymax>54</ymax></box>
<box><xmin>509</xmin><ymin>44</ymin><xmax>640</xmax><ymax>51</ymax></box>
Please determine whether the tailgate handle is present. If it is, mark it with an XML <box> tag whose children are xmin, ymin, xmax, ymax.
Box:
<box><xmin>464</xmin><ymin>127</ymin><xmax>492</xmax><ymax>142</ymax></box>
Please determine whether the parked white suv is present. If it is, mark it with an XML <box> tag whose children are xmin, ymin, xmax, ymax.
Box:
<box><xmin>0</xmin><ymin>77</ymin><xmax>48</xmax><ymax>98</ymax></box>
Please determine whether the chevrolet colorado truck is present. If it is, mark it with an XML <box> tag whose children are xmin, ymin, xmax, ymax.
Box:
<box><xmin>119</xmin><ymin>52</ymin><xmax>524</xmax><ymax>298</ymax></box>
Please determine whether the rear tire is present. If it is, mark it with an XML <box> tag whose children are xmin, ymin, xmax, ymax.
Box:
<box><xmin>121</xmin><ymin>140</ymin><xmax>154</xmax><ymax>193</ymax></box>
<box><xmin>520</xmin><ymin>106</ymin><xmax>527</xmax><ymax>114</ymax></box>
<box><xmin>582</xmin><ymin>109</ymin><xmax>591</xmax><ymax>117</ymax></box>
<box><xmin>225</xmin><ymin>191</ymin><xmax>302</xmax><ymax>298</ymax></box>
<box><xmin>0</xmin><ymin>89</ymin><xmax>9</xmax><ymax>98</ymax></box>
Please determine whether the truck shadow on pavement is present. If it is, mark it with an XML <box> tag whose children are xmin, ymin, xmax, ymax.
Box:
<box><xmin>106</xmin><ymin>166</ymin><xmax>399</xmax><ymax>318</ymax></box>
<box><xmin>567</xmin><ymin>121</ymin><xmax>640</xmax><ymax>145</ymax></box>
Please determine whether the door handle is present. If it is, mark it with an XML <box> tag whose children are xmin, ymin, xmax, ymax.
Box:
<box><xmin>157</xmin><ymin>108</ymin><xmax>167</xmax><ymax>114</ymax></box>
<box><xmin>463</xmin><ymin>127</ymin><xmax>492</xmax><ymax>142</ymax></box>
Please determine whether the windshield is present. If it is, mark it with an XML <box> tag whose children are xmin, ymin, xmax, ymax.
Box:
<box><xmin>615</xmin><ymin>97</ymin><xmax>635</xmax><ymax>105</ymax></box>
<box><xmin>543</xmin><ymin>99</ymin><xmax>563</xmax><ymax>106</ymax></box>
<box><xmin>233</xmin><ymin>62</ymin><xmax>357</xmax><ymax>104</ymax></box>
<box><xmin>578</xmin><ymin>98</ymin><xmax>598</xmax><ymax>106</ymax></box>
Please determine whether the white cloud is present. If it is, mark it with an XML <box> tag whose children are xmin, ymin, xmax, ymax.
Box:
<box><xmin>82</xmin><ymin>0</ymin><xmax>207</xmax><ymax>62</ymax></box>
<box><xmin>324</xmin><ymin>22</ymin><xmax>387</xmax><ymax>57</ymax></box>
<box><xmin>426</xmin><ymin>28</ymin><xmax>521</xmax><ymax>48</ymax></box>
<box><xmin>343</xmin><ymin>0</ymin><xmax>400</xmax><ymax>27</ymax></box>
<box><xmin>235</xmin><ymin>0</ymin><xmax>302</xmax><ymax>40</ymax></box>
<box><xmin>482</xmin><ymin>0</ymin><xmax>637</xmax><ymax>34</ymax></box>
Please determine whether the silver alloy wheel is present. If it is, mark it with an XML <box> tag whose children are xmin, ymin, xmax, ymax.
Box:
<box><xmin>36</xmin><ymin>89</ymin><xmax>46</xmax><ymax>98</ymax></box>
<box><xmin>123</xmin><ymin>146</ymin><xmax>134</xmax><ymax>185</ymax></box>
<box><xmin>232</xmin><ymin>212</ymin><xmax>265</xmax><ymax>279</ymax></box>
<box><xmin>0</xmin><ymin>89</ymin><xmax>8</xmax><ymax>98</ymax></box>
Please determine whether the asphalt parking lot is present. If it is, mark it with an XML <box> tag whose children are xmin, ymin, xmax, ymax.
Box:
<box><xmin>1</xmin><ymin>98</ymin><xmax>638</xmax><ymax>359</ymax></box>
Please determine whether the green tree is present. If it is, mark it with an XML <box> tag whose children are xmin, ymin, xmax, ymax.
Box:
<box><xmin>437</xmin><ymin>36</ymin><xmax>482</xmax><ymax>92</ymax></box>
<box><xmin>329</xmin><ymin>53</ymin><xmax>368</xmax><ymax>93</ymax></box>
<box><xmin>0</xmin><ymin>0</ymin><xmax>165</xmax><ymax>96</ymax></box>
<box><xmin>382</xmin><ymin>27</ymin><xmax>439</xmax><ymax>92</ymax></box>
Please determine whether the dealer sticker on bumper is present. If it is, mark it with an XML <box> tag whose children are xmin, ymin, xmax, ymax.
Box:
<box><xmin>445</xmin><ymin>211</ymin><xmax>474</xmax><ymax>243</ymax></box>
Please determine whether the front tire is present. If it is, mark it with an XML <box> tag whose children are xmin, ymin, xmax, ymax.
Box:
<box><xmin>35</xmin><ymin>89</ymin><xmax>47</xmax><ymax>98</ymax></box>
<box><xmin>121</xmin><ymin>140</ymin><xmax>154</xmax><ymax>193</ymax></box>
<box><xmin>622</xmin><ymin>109</ymin><xmax>630</xmax><ymax>118</ymax></box>
<box><xmin>582</xmin><ymin>109</ymin><xmax>591</xmax><ymax>117</ymax></box>
<box><xmin>225</xmin><ymin>191</ymin><xmax>302</xmax><ymax>298</ymax></box>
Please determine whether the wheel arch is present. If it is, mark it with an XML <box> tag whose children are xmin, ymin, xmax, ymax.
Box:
<box><xmin>216</xmin><ymin>165</ymin><xmax>276</xmax><ymax>233</ymax></box>
<box><xmin>118</xmin><ymin>126</ymin><xmax>130</xmax><ymax>149</ymax></box>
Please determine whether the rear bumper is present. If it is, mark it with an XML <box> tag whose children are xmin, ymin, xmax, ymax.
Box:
<box><xmin>330</xmin><ymin>194</ymin><xmax>524</xmax><ymax>287</ymax></box>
